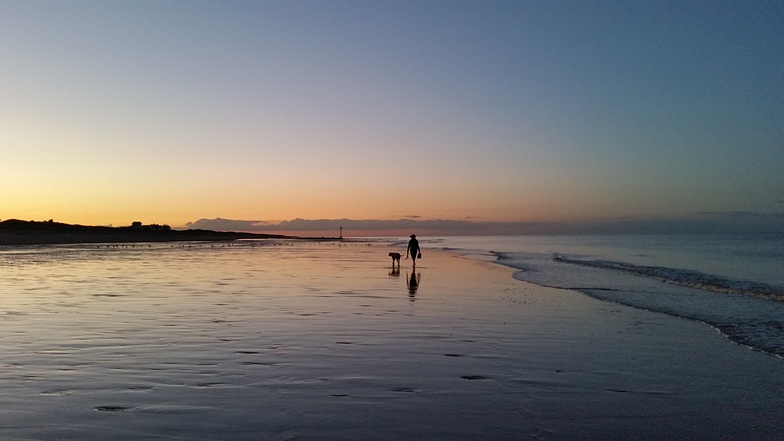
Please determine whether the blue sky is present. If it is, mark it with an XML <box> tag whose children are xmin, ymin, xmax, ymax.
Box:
<box><xmin>1</xmin><ymin>1</ymin><xmax>782</xmax><ymax>233</ymax></box>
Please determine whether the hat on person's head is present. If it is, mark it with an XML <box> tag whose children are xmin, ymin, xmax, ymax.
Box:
<box><xmin>410</xmin><ymin>234</ymin><xmax>416</xmax><ymax>238</ymax></box>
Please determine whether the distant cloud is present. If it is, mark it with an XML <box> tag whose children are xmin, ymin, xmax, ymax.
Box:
<box><xmin>184</xmin><ymin>218</ymin><xmax>270</xmax><ymax>231</ymax></box>
<box><xmin>183</xmin><ymin>213</ymin><xmax>784</xmax><ymax>236</ymax></box>
<box><xmin>698</xmin><ymin>211</ymin><xmax>757</xmax><ymax>216</ymax></box>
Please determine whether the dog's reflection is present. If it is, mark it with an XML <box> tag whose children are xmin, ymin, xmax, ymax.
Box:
<box><xmin>406</xmin><ymin>271</ymin><xmax>421</xmax><ymax>301</ymax></box>
<box><xmin>389</xmin><ymin>266</ymin><xmax>400</xmax><ymax>276</ymax></box>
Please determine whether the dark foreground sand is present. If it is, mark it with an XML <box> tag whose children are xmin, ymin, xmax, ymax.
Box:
<box><xmin>0</xmin><ymin>243</ymin><xmax>782</xmax><ymax>440</ymax></box>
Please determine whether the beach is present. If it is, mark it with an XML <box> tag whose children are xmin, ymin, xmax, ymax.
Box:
<box><xmin>1</xmin><ymin>241</ymin><xmax>783</xmax><ymax>440</ymax></box>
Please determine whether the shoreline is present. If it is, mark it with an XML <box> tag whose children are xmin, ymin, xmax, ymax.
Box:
<box><xmin>435</xmin><ymin>248</ymin><xmax>784</xmax><ymax>439</ymax></box>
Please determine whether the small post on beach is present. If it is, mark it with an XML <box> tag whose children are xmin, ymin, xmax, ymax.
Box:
<box><xmin>339</xmin><ymin>227</ymin><xmax>343</xmax><ymax>239</ymax></box>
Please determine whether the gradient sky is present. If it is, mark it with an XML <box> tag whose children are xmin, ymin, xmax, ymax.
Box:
<box><xmin>2</xmin><ymin>1</ymin><xmax>782</xmax><ymax>231</ymax></box>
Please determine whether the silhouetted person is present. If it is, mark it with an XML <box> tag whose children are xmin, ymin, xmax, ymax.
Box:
<box><xmin>406</xmin><ymin>234</ymin><xmax>420</xmax><ymax>267</ymax></box>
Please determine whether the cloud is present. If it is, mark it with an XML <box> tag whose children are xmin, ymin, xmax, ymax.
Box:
<box><xmin>182</xmin><ymin>213</ymin><xmax>784</xmax><ymax>236</ymax></box>
<box><xmin>184</xmin><ymin>218</ymin><xmax>270</xmax><ymax>231</ymax></box>
<box><xmin>185</xmin><ymin>217</ymin><xmax>540</xmax><ymax>235</ymax></box>
<box><xmin>686</xmin><ymin>211</ymin><xmax>784</xmax><ymax>233</ymax></box>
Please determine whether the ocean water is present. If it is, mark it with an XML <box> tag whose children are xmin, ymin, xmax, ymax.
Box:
<box><xmin>419</xmin><ymin>234</ymin><xmax>784</xmax><ymax>357</ymax></box>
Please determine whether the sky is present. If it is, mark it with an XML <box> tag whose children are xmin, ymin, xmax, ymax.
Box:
<box><xmin>1</xmin><ymin>1</ymin><xmax>782</xmax><ymax>235</ymax></box>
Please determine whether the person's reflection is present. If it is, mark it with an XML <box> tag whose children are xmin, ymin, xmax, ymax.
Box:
<box><xmin>406</xmin><ymin>271</ymin><xmax>421</xmax><ymax>302</ymax></box>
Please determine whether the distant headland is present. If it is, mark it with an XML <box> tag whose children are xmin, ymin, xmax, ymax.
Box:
<box><xmin>0</xmin><ymin>219</ymin><xmax>314</xmax><ymax>245</ymax></box>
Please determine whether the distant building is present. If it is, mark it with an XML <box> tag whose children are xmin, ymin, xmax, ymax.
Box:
<box><xmin>129</xmin><ymin>221</ymin><xmax>171</xmax><ymax>232</ymax></box>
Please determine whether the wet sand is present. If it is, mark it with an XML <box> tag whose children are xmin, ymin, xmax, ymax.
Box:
<box><xmin>1</xmin><ymin>242</ymin><xmax>783</xmax><ymax>440</ymax></box>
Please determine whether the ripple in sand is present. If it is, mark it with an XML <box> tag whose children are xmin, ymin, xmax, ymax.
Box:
<box><xmin>390</xmin><ymin>387</ymin><xmax>419</xmax><ymax>393</ymax></box>
<box><xmin>194</xmin><ymin>382</ymin><xmax>231</xmax><ymax>388</ymax></box>
<box><xmin>461</xmin><ymin>375</ymin><xmax>491</xmax><ymax>380</ymax></box>
<box><xmin>95</xmin><ymin>406</ymin><xmax>133</xmax><ymax>412</ymax></box>
<box><xmin>41</xmin><ymin>389</ymin><xmax>73</xmax><ymax>396</ymax></box>
<box><xmin>605</xmin><ymin>388</ymin><xmax>672</xmax><ymax>396</ymax></box>
<box><xmin>123</xmin><ymin>386</ymin><xmax>153</xmax><ymax>392</ymax></box>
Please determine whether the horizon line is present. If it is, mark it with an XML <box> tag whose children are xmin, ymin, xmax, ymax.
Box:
<box><xmin>181</xmin><ymin>213</ymin><xmax>784</xmax><ymax>236</ymax></box>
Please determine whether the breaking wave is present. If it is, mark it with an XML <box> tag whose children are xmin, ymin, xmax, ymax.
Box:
<box><xmin>552</xmin><ymin>255</ymin><xmax>784</xmax><ymax>302</ymax></box>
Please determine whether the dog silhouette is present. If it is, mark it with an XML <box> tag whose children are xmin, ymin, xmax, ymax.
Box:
<box><xmin>389</xmin><ymin>252</ymin><xmax>402</xmax><ymax>266</ymax></box>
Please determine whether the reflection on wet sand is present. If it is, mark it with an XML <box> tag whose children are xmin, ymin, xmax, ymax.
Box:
<box><xmin>407</xmin><ymin>271</ymin><xmax>421</xmax><ymax>301</ymax></box>
<box><xmin>3</xmin><ymin>243</ymin><xmax>783</xmax><ymax>440</ymax></box>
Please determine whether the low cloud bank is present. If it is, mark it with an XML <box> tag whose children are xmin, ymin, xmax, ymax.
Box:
<box><xmin>184</xmin><ymin>212</ymin><xmax>784</xmax><ymax>236</ymax></box>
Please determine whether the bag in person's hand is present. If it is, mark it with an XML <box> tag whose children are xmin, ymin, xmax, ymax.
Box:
<box><xmin>417</xmin><ymin>252</ymin><xmax>422</xmax><ymax>259</ymax></box>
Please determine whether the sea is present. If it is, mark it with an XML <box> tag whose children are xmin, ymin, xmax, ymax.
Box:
<box><xmin>406</xmin><ymin>233</ymin><xmax>784</xmax><ymax>357</ymax></box>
